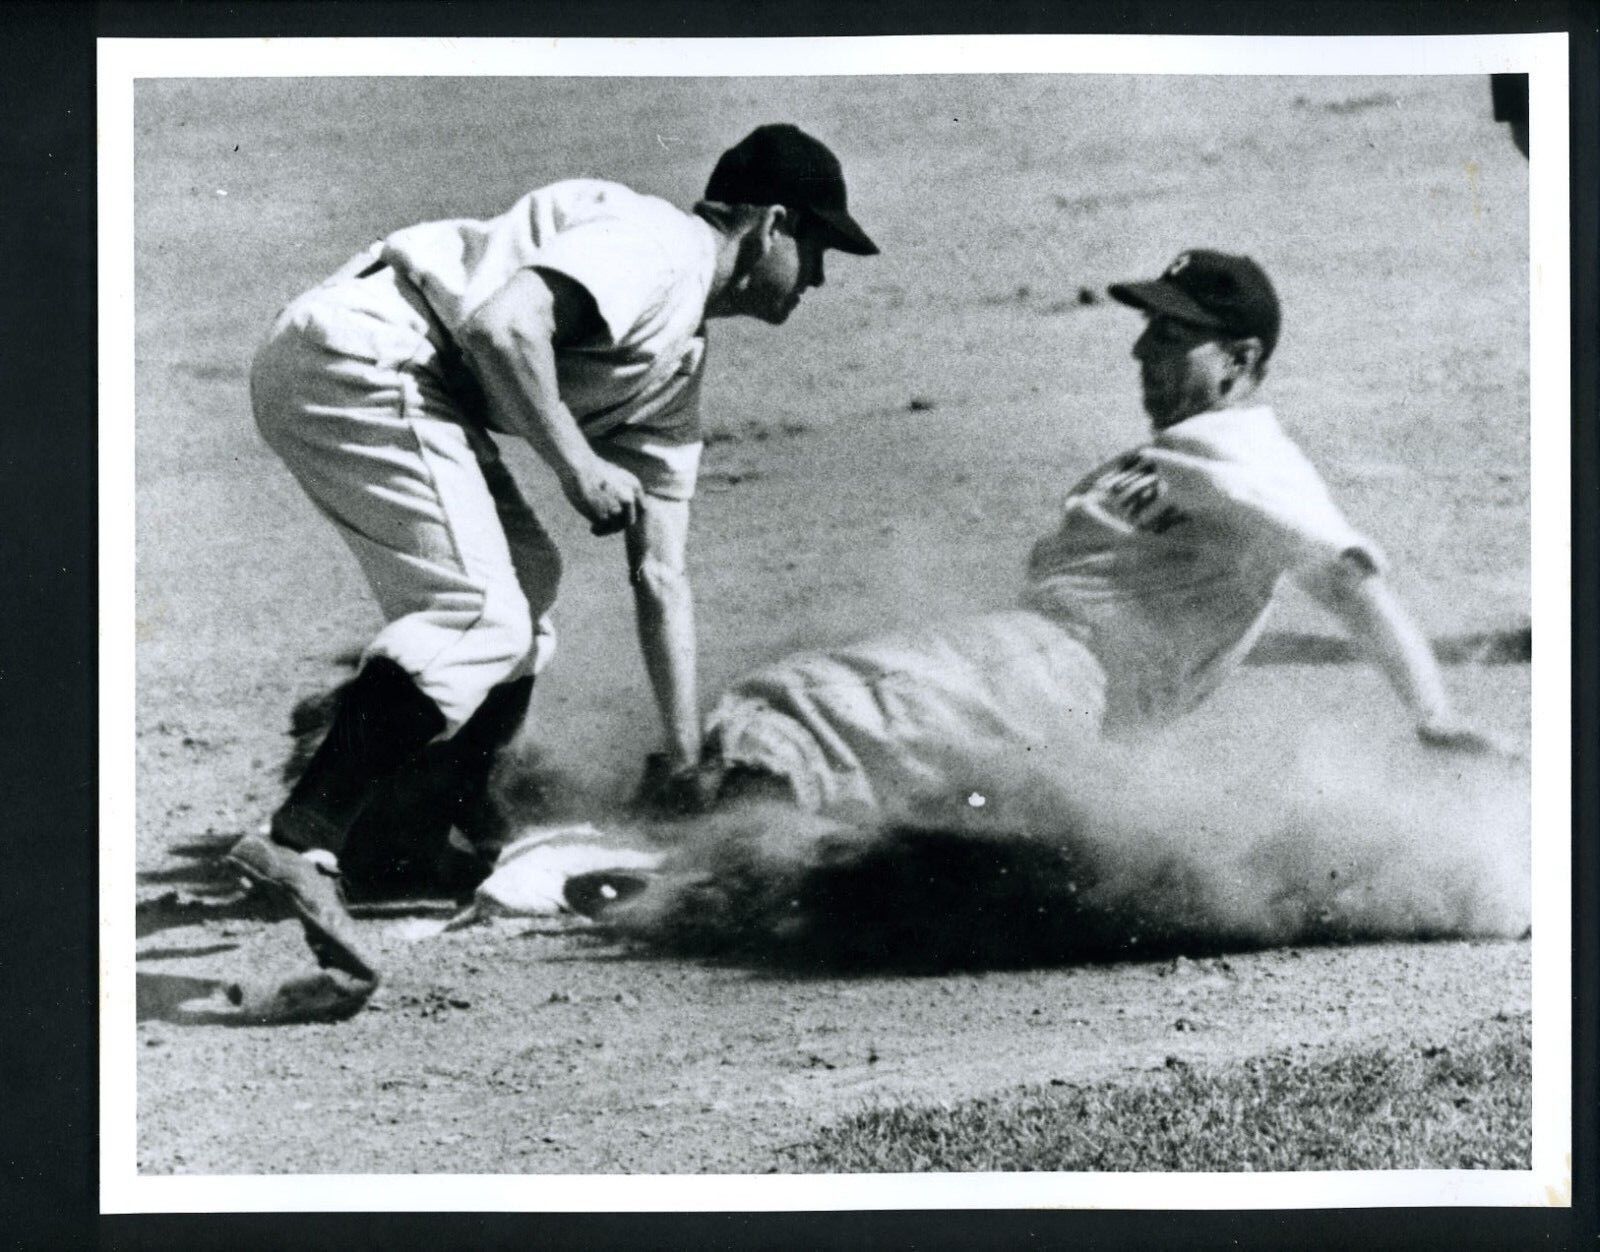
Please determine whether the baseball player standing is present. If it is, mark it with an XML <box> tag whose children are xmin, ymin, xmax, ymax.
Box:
<box><xmin>228</xmin><ymin>124</ymin><xmax>878</xmax><ymax>980</ymax></box>
<box><xmin>680</xmin><ymin>249</ymin><xmax>1502</xmax><ymax>819</ymax></box>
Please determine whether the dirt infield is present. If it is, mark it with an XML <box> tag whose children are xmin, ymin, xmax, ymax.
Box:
<box><xmin>131</xmin><ymin>74</ymin><xmax>1531</xmax><ymax>1175</ymax></box>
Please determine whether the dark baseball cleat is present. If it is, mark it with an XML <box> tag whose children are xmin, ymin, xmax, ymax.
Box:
<box><xmin>226</xmin><ymin>833</ymin><xmax>379</xmax><ymax>981</ymax></box>
<box><xmin>562</xmin><ymin>868</ymin><xmax>656</xmax><ymax>919</ymax></box>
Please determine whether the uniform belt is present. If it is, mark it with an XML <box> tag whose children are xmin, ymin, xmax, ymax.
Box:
<box><xmin>348</xmin><ymin>261</ymin><xmax>491</xmax><ymax>429</ymax></box>
<box><xmin>353</xmin><ymin>259</ymin><xmax>446</xmax><ymax>341</ymax></box>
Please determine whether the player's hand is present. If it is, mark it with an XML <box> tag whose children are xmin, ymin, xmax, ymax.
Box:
<box><xmin>1416</xmin><ymin>718</ymin><xmax>1520</xmax><ymax>759</ymax></box>
<box><xmin>565</xmin><ymin>456</ymin><xmax>643</xmax><ymax>536</ymax></box>
<box><xmin>631</xmin><ymin>751</ymin><xmax>723</xmax><ymax>818</ymax></box>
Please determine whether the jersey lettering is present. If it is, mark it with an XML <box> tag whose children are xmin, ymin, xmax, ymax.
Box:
<box><xmin>1072</xmin><ymin>453</ymin><xmax>1190</xmax><ymax>535</ymax></box>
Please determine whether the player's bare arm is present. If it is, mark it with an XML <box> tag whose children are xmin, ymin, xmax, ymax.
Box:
<box><xmin>1297</xmin><ymin>553</ymin><xmax>1509</xmax><ymax>756</ymax></box>
<box><xmin>457</xmin><ymin>267</ymin><xmax>643</xmax><ymax>534</ymax></box>
<box><xmin>626</xmin><ymin>494</ymin><xmax>701</xmax><ymax>770</ymax></box>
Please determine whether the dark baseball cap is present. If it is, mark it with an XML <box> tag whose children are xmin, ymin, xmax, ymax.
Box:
<box><xmin>1109</xmin><ymin>250</ymin><xmax>1281</xmax><ymax>360</ymax></box>
<box><xmin>705</xmin><ymin>124</ymin><xmax>879</xmax><ymax>256</ymax></box>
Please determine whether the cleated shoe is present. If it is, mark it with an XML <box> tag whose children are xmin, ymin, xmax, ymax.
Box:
<box><xmin>437</xmin><ymin>827</ymin><xmax>501</xmax><ymax>902</ymax></box>
<box><xmin>226</xmin><ymin>833</ymin><xmax>379</xmax><ymax>981</ymax></box>
<box><xmin>226</xmin><ymin>966</ymin><xmax>378</xmax><ymax>1025</ymax></box>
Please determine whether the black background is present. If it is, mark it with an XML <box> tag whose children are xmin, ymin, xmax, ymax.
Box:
<box><xmin>3</xmin><ymin>1</ymin><xmax>1593</xmax><ymax>1247</ymax></box>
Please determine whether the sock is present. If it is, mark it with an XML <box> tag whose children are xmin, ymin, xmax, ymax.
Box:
<box><xmin>442</xmin><ymin>676</ymin><xmax>535</xmax><ymax>851</ymax></box>
<box><xmin>270</xmin><ymin>657</ymin><xmax>447</xmax><ymax>856</ymax></box>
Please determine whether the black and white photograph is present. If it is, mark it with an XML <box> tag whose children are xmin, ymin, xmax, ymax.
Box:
<box><xmin>99</xmin><ymin>34</ymin><xmax>1570</xmax><ymax>1211</ymax></box>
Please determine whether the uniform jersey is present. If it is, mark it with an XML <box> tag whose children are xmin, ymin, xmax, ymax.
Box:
<box><xmin>377</xmin><ymin>179</ymin><xmax>718</xmax><ymax>501</ymax></box>
<box><xmin>1020</xmin><ymin>405</ymin><xmax>1383</xmax><ymax>731</ymax></box>
<box><xmin>254</xmin><ymin>179</ymin><xmax>720</xmax><ymax>731</ymax></box>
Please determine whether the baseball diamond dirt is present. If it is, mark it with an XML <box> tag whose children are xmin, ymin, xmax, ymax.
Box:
<box><xmin>130</xmin><ymin>72</ymin><xmax>1533</xmax><ymax>1177</ymax></box>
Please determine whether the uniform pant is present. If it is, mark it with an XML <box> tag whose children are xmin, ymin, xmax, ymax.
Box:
<box><xmin>705</xmin><ymin>608</ymin><xmax>1109</xmax><ymax>817</ymax></box>
<box><xmin>251</xmin><ymin>262</ymin><xmax>559</xmax><ymax>734</ymax></box>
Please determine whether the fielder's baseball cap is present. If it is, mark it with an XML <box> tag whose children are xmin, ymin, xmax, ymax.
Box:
<box><xmin>1109</xmin><ymin>250</ymin><xmax>1281</xmax><ymax>361</ymax></box>
<box><xmin>706</xmin><ymin>123</ymin><xmax>879</xmax><ymax>256</ymax></box>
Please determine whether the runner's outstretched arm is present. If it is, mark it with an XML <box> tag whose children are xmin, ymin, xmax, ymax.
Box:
<box><xmin>1298</xmin><ymin>553</ymin><xmax>1511</xmax><ymax>755</ymax></box>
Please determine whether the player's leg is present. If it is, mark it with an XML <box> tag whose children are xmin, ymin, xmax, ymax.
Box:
<box><xmin>704</xmin><ymin>609</ymin><xmax>1110</xmax><ymax>820</ymax></box>
<box><xmin>235</xmin><ymin>322</ymin><xmax>536</xmax><ymax>971</ymax></box>
<box><xmin>435</xmin><ymin>426</ymin><xmax>564</xmax><ymax>867</ymax></box>
<box><xmin>432</xmin><ymin>674</ymin><xmax>535</xmax><ymax>886</ymax></box>
<box><xmin>335</xmin><ymin>436</ymin><xmax>556</xmax><ymax>896</ymax></box>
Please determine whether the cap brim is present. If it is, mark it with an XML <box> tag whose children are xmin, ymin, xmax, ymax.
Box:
<box><xmin>1107</xmin><ymin>279</ymin><xmax>1227</xmax><ymax>329</ymax></box>
<box><xmin>809</xmin><ymin>207</ymin><xmax>879</xmax><ymax>256</ymax></box>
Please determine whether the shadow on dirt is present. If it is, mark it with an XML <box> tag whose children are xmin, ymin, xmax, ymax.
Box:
<box><xmin>137</xmin><ymin>942</ymin><xmax>241</xmax><ymax>962</ymax></box>
<box><xmin>137</xmin><ymin>971</ymin><xmax>238</xmax><ymax>1024</ymax></box>
<box><xmin>136</xmin><ymin>890</ymin><xmax>279</xmax><ymax>940</ymax></box>
<box><xmin>1247</xmin><ymin>626</ymin><xmax>1530</xmax><ymax>667</ymax></box>
<box><xmin>137</xmin><ymin>862</ymin><xmax>243</xmax><ymax>888</ymax></box>
<box><xmin>138</xmin><ymin>966</ymin><xmax>377</xmax><ymax>1027</ymax></box>
<box><xmin>137</xmin><ymin>833</ymin><xmax>242</xmax><ymax>892</ymax></box>
<box><xmin>138</xmin><ymin>882</ymin><xmax>463</xmax><ymax>943</ymax></box>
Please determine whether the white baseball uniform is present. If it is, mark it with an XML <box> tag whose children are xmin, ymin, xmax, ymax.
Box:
<box><xmin>707</xmin><ymin>403</ymin><xmax>1381</xmax><ymax>813</ymax></box>
<box><xmin>251</xmin><ymin>180</ymin><xmax>717</xmax><ymax>732</ymax></box>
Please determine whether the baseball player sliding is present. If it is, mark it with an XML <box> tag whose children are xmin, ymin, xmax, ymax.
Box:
<box><xmin>635</xmin><ymin>249</ymin><xmax>1505</xmax><ymax>827</ymax></box>
<box><xmin>229</xmin><ymin>125</ymin><xmax>878</xmax><ymax>983</ymax></box>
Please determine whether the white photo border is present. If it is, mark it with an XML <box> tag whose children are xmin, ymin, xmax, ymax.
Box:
<box><xmin>98</xmin><ymin>32</ymin><xmax>1572</xmax><ymax>1214</ymax></box>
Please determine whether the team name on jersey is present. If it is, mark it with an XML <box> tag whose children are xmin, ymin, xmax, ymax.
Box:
<box><xmin>1073</xmin><ymin>452</ymin><xmax>1189</xmax><ymax>535</ymax></box>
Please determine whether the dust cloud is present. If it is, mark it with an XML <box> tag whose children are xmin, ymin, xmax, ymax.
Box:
<box><xmin>603</xmin><ymin>727</ymin><xmax>1531</xmax><ymax>971</ymax></box>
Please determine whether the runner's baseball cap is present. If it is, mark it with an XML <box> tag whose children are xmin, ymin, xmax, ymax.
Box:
<box><xmin>1109</xmin><ymin>250</ymin><xmax>1281</xmax><ymax>361</ymax></box>
<box><xmin>706</xmin><ymin>124</ymin><xmax>879</xmax><ymax>256</ymax></box>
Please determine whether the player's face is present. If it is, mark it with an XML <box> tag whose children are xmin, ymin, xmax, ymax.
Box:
<box><xmin>1132</xmin><ymin>315</ymin><xmax>1238</xmax><ymax>426</ymax></box>
<box><xmin>744</xmin><ymin>221</ymin><xmax>827</xmax><ymax>325</ymax></box>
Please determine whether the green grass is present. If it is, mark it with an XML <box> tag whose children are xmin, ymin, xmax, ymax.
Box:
<box><xmin>781</xmin><ymin>1013</ymin><xmax>1530</xmax><ymax>1173</ymax></box>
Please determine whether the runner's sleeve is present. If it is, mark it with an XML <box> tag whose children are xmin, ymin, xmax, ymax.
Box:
<box><xmin>1147</xmin><ymin>445</ymin><xmax>1387</xmax><ymax>577</ymax></box>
